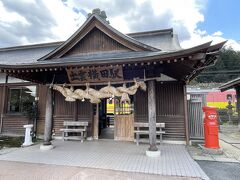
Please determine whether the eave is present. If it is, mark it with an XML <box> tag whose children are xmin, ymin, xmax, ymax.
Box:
<box><xmin>0</xmin><ymin>41</ymin><xmax>212</xmax><ymax>69</ymax></box>
<box><xmin>0</xmin><ymin>41</ymin><xmax>226</xmax><ymax>84</ymax></box>
<box><xmin>219</xmin><ymin>77</ymin><xmax>240</xmax><ymax>92</ymax></box>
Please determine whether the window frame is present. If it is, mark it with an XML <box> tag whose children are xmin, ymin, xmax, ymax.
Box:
<box><xmin>7</xmin><ymin>85</ymin><xmax>37</xmax><ymax>114</ymax></box>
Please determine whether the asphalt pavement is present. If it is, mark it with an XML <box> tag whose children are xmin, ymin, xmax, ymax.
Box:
<box><xmin>0</xmin><ymin>160</ymin><xmax>200</xmax><ymax>180</ymax></box>
<box><xmin>197</xmin><ymin>160</ymin><xmax>240</xmax><ymax>180</ymax></box>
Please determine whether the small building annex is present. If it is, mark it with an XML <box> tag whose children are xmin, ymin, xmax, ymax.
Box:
<box><xmin>0</xmin><ymin>11</ymin><xmax>225</xmax><ymax>150</ymax></box>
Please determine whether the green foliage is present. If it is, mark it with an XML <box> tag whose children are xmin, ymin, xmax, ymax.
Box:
<box><xmin>195</xmin><ymin>48</ymin><xmax>240</xmax><ymax>83</ymax></box>
<box><xmin>0</xmin><ymin>136</ymin><xmax>24</xmax><ymax>149</ymax></box>
<box><xmin>23</xmin><ymin>102</ymin><xmax>38</xmax><ymax>123</ymax></box>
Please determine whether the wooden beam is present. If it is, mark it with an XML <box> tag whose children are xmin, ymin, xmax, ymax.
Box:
<box><xmin>43</xmin><ymin>87</ymin><xmax>53</xmax><ymax>145</ymax></box>
<box><xmin>183</xmin><ymin>84</ymin><xmax>189</xmax><ymax>145</ymax></box>
<box><xmin>48</xmin><ymin>77</ymin><xmax>158</xmax><ymax>87</ymax></box>
<box><xmin>0</xmin><ymin>75</ymin><xmax>8</xmax><ymax>133</ymax></box>
<box><xmin>93</xmin><ymin>104</ymin><xmax>99</xmax><ymax>140</ymax></box>
<box><xmin>148</xmin><ymin>80</ymin><xmax>158</xmax><ymax>151</ymax></box>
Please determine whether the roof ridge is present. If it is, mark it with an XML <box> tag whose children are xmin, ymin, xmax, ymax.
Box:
<box><xmin>127</xmin><ymin>28</ymin><xmax>173</xmax><ymax>37</ymax></box>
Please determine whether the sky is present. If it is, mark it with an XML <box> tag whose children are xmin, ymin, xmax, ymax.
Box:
<box><xmin>0</xmin><ymin>0</ymin><xmax>239</xmax><ymax>50</ymax></box>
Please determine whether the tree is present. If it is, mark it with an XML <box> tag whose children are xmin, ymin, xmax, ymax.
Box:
<box><xmin>195</xmin><ymin>48</ymin><xmax>240</xmax><ymax>83</ymax></box>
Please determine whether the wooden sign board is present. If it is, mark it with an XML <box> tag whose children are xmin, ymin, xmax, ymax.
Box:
<box><xmin>66</xmin><ymin>66</ymin><xmax>124</xmax><ymax>83</ymax></box>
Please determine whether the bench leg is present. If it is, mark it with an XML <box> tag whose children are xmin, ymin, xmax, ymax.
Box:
<box><xmin>160</xmin><ymin>134</ymin><xmax>163</xmax><ymax>144</ymax></box>
<box><xmin>62</xmin><ymin>132</ymin><xmax>65</xmax><ymax>141</ymax></box>
<box><xmin>136</xmin><ymin>133</ymin><xmax>139</xmax><ymax>146</ymax></box>
<box><xmin>81</xmin><ymin>132</ymin><xmax>83</xmax><ymax>143</ymax></box>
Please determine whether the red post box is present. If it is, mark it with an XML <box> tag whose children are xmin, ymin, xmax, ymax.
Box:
<box><xmin>202</xmin><ymin>106</ymin><xmax>220</xmax><ymax>149</ymax></box>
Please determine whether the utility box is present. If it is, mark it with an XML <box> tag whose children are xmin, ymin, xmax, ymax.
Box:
<box><xmin>202</xmin><ymin>106</ymin><xmax>220</xmax><ymax>149</ymax></box>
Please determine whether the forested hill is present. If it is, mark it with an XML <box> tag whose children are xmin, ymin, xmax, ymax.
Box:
<box><xmin>195</xmin><ymin>48</ymin><xmax>240</xmax><ymax>83</ymax></box>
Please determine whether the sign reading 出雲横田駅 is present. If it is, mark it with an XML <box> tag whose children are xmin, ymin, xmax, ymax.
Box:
<box><xmin>66</xmin><ymin>66</ymin><xmax>124</xmax><ymax>83</ymax></box>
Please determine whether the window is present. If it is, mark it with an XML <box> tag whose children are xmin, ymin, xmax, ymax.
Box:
<box><xmin>8</xmin><ymin>86</ymin><xmax>36</xmax><ymax>113</ymax></box>
<box><xmin>115</xmin><ymin>97</ymin><xmax>134</xmax><ymax>115</ymax></box>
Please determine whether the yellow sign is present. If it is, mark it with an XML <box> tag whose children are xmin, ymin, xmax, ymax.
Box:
<box><xmin>66</xmin><ymin>66</ymin><xmax>123</xmax><ymax>83</ymax></box>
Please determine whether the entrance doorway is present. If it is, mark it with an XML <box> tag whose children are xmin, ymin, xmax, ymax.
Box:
<box><xmin>99</xmin><ymin>98</ymin><xmax>114</xmax><ymax>139</ymax></box>
<box><xmin>98</xmin><ymin>96</ymin><xmax>135</xmax><ymax>141</ymax></box>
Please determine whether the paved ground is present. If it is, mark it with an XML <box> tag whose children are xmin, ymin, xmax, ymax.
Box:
<box><xmin>197</xmin><ymin>161</ymin><xmax>240</xmax><ymax>180</ymax></box>
<box><xmin>187</xmin><ymin>124</ymin><xmax>240</xmax><ymax>179</ymax></box>
<box><xmin>0</xmin><ymin>161</ymin><xmax>201</xmax><ymax>180</ymax></box>
<box><xmin>99</xmin><ymin>127</ymin><xmax>114</xmax><ymax>139</ymax></box>
<box><xmin>0</xmin><ymin>140</ymin><xmax>208</xmax><ymax>179</ymax></box>
<box><xmin>188</xmin><ymin>124</ymin><xmax>240</xmax><ymax>163</ymax></box>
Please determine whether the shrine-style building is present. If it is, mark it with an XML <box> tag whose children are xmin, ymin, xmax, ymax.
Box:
<box><xmin>0</xmin><ymin>13</ymin><xmax>225</xmax><ymax>149</ymax></box>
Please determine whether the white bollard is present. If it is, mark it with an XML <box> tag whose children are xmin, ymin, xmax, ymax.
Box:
<box><xmin>22</xmin><ymin>124</ymin><xmax>34</xmax><ymax>147</ymax></box>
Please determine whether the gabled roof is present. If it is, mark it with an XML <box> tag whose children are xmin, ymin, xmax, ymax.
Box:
<box><xmin>0</xmin><ymin>43</ymin><xmax>59</xmax><ymax>65</ymax></box>
<box><xmin>39</xmin><ymin>14</ymin><xmax>159</xmax><ymax>61</ymax></box>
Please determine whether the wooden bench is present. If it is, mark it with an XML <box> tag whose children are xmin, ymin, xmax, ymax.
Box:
<box><xmin>60</xmin><ymin>121</ymin><xmax>88</xmax><ymax>142</ymax></box>
<box><xmin>134</xmin><ymin>122</ymin><xmax>165</xmax><ymax>146</ymax></box>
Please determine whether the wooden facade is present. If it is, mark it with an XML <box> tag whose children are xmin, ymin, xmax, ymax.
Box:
<box><xmin>135</xmin><ymin>82</ymin><xmax>186</xmax><ymax>140</ymax></box>
<box><xmin>0</xmin><ymin>81</ymin><xmax>196</xmax><ymax>142</ymax></box>
<box><xmin>0</xmin><ymin>82</ymin><xmax>36</xmax><ymax>135</ymax></box>
<box><xmin>53</xmin><ymin>91</ymin><xmax>93</xmax><ymax>136</ymax></box>
<box><xmin>0</xmin><ymin>13</ymin><xmax>225</xmax><ymax>146</ymax></box>
<box><xmin>64</xmin><ymin>27</ymin><xmax>131</xmax><ymax>56</ymax></box>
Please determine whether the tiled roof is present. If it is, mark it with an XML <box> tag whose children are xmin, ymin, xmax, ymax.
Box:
<box><xmin>0</xmin><ymin>43</ymin><xmax>59</xmax><ymax>65</ymax></box>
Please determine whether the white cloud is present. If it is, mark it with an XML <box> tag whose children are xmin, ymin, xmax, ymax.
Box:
<box><xmin>41</xmin><ymin>0</ymin><xmax>86</xmax><ymax>41</ymax></box>
<box><xmin>44</xmin><ymin>0</ymin><xmax>240</xmax><ymax>51</ymax></box>
<box><xmin>0</xmin><ymin>0</ymin><xmax>240</xmax><ymax>51</ymax></box>
<box><xmin>212</xmin><ymin>31</ymin><xmax>223</xmax><ymax>37</ymax></box>
<box><xmin>224</xmin><ymin>39</ymin><xmax>240</xmax><ymax>50</ymax></box>
<box><xmin>181</xmin><ymin>29</ymin><xmax>240</xmax><ymax>51</ymax></box>
<box><xmin>0</xmin><ymin>1</ymin><xmax>30</xmax><ymax>26</ymax></box>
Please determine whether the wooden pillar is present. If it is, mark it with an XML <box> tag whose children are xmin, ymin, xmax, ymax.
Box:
<box><xmin>0</xmin><ymin>74</ymin><xmax>8</xmax><ymax>133</ymax></box>
<box><xmin>235</xmin><ymin>86</ymin><xmax>240</xmax><ymax>131</ymax></box>
<box><xmin>183</xmin><ymin>84</ymin><xmax>189</xmax><ymax>145</ymax></box>
<box><xmin>148</xmin><ymin>80</ymin><xmax>158</xmax><ymax>151</ymax></box>
<box><xmin>73</xmin><ymin>100</ymin><xmax>78</xmax><ymax>121</ymax></box>
<box><xmin>43</xmin><ymin>87</ymin><xmax>53</xmax><ymax>145</ymax></box>
<box><xmin>93</xmin><ymin>104</ymin><xmax>99</xmax><ymax>139</ymax></box>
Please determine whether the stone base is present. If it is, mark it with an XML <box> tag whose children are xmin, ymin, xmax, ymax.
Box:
<box><xmin>40</xmin><ymin>144</ymin><xmax>54</xmax><ymax>151</ymax></box>
<box><xmin>146</xmin><ymin>150</ymin><xmax>161</xmax><ymax>157</ymax></box>
<box><xmin>87</xmin><ymin>136</ymin><xmax>93</xmax><ymax>141</ymax></box>
<box><xmin>199</xmin><ymin>144</ymin><xmax>223</xmax><ymax>155</ymax></box>
<box><xmin>22</xmin><ymin>142</ymin><xmax>34</xmax><ymax>147</ymax></box>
